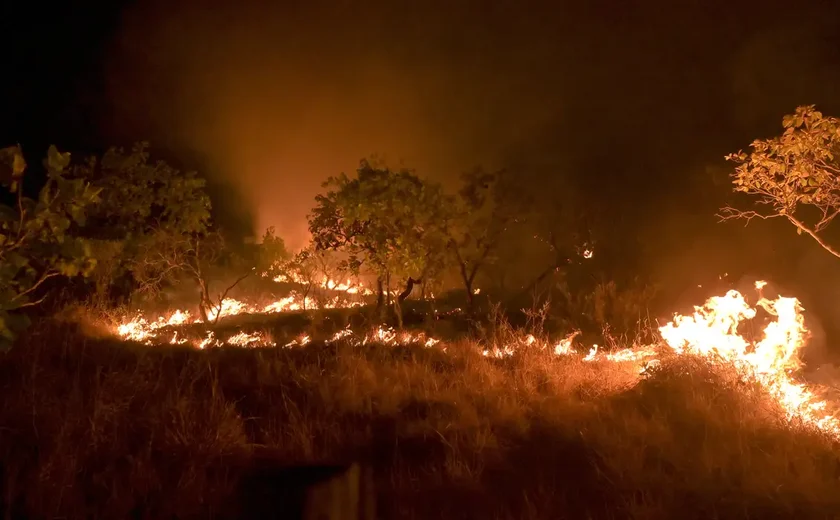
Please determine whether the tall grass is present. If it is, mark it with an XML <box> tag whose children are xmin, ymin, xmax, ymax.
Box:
<box><xmin>1</xmin><ymin>318</ymin><xmax>839</xmax><ymax>519</ymax></box>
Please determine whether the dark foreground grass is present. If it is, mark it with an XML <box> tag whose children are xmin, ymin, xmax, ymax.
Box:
<box><xmin>2</xmin><ymin>320</ymin><xmax>840</xmax><ymax>519</ymax></box>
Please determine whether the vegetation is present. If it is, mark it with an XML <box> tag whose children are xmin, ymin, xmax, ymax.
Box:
<box><xmin>2</xmin><ymin>319</ymin><xmax>839</xmax><ymax>519</ymax></box>
<box><xmin>723</xmin><ymin>105</ymin><xmax>840</xmax><ymax>259</ymax></box>
<box><xmin>0</xmin><ymin>145</ymin><xmax>100</xmax><ymax>347</ymax></box>
<box><xmin>446</xmin><ymin>167</ymin><xmax>525</xmax><ymax>310</ymax></box>
<box><xmin>2</xmin><ymin>108</ymin><xmax>840</xmax><ymax>518</ymax></box>
<box><xmin>309</xmin><ymin>159</ymin><xmax>452</xmax><ymax>325</ymax></box>
<box><xmin>68</xmin><ymin>142</ymin><xmax>213</xmax><ymax>305</ymax></box>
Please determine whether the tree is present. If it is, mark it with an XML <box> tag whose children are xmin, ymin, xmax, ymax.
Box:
<box><xmin>132</xmin><ymin>226</ymin><xmax>287</xmax><ymax>322</ymax></box>
<box><xmin>68</xmin><ymin>142</ymin><xmax>211</xmax><ymax>303</ymax></box>
<box><xmin>308</xmin><ymin>159</ymin><xmax>451</xmax><ymax>326</ymax></box>
<box><xmin>0</xmin><ymin>145</ymin><xmax>100</xmax><ymax>347</ymax></box>
<box><xmin>445</xmin><ymin>167</ymin><xmax>526</xmax><ymax>310</ymax></box>
<box><xmin>721</xmin><ymin>105</ymin><xmax>840</xmax><ymax>259</ymax></box>
<box><xmin>273</xmin><ymin>246</ymin><xmax>357</xmax><ymax>310</ymax></box>
<box><xmin>508</xmin><ymin>169</ymin><xmax>597</xmax><ymax>299</ymax></box>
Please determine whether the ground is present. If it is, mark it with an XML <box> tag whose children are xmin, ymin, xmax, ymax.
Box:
<box><xmin>1</xmin><ymin>310</ymin><xmax>840</xmax><ymax>519</ymax></box>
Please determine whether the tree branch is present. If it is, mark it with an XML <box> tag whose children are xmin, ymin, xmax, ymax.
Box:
<box><xmin>211</xmin><ymin>270</ymin><xmax>253</xmax><ymax>324</ymax></box>
<box><xmin>785</xmin><ymin>214</ymin><xmax>840</xmax><ymax>260</ymax></box>
<box><xmin>719</xmin><ymin>206</ymin><xmax>840</xmax><ymax>260</ymax></box>
<box><xmin>10</xmin><ymin>272</ymin><xmax>60</xmax><ymax>303</ymax></box>
<box><xmin>716</xmin><ymin>206</ymin><xmax>783</xmax><ymax>225</ymax></box>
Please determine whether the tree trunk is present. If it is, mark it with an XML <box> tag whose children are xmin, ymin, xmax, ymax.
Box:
<box><xmin>394</xmin><ymin>277</ymin><xmax>420</xmax><ymax>329</ymax></box>
<box><xmin>394</xmin><ymin>298</ymin><xmax>403</xmax><ymax>329</ymax></box>
<box><xmin>398</xmin><ymin>277</ymin><xmax>420</xmax><ymax>303</ymax></box>
<box><xmin>519</xmin><ymin>265</ymin><xmax>560</xmax><ymax>300</ymax></box>
<box><xmin>456</xmin><ymin>259</ymin><xmax>472</xmax><ymax>310</ymax></box>
<box><xmin>375</xmin><ymin>276</ymin><xmax>384</xmax><ymax>310</ymax></box>
<box><xmin>197</xmin><ymin>278</ymin><xmax>212</xmax><ymax>322</ymax></box>
<box><xmin>464</xmin><ymin>278</ymin><xmax>475</xmax><ymax>310</ymax></box>
<box><xmin>302</xmin><ymin>284</ymin><xmax>311</xmax><ymax>311</ymax></box>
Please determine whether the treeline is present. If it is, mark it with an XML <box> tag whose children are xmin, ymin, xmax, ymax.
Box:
<box><xmin>0</xmin><ymin>143</ymin><xmax>656</xmax><ymax>347</ymax></box>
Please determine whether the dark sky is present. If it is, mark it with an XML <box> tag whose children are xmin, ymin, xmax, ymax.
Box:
<box><xmin>4</xmin><ymin>0</ymin><xmax>840</xmax><ymax>313</ymax></box>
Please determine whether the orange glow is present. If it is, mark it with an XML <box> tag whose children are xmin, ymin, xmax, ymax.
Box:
<box><xmin>112</xmin><ymin>279</ymin><xmax>839</xmax><ymax>436</ymax></box>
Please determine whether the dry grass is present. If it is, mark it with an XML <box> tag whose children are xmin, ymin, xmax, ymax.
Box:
<box><xmin>1</xmin><ymin>317</ymin><xmax>840</xmax><ymax>519</ymax></box>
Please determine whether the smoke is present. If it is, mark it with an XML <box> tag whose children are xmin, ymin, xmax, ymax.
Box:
<box><xmin>100</xmin><ymin>0</ymin><xmax>840</xmax><ymax>263</ymax></box>
<box><xmin>101</xmin><ymin>0</ymin><xmax>574</xmax><ymax>249</ymax></box>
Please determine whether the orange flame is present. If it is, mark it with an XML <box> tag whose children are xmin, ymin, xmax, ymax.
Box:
<box><xmin>659</xmin><ymin>282</ymin><xmax>838</xmax><ymax>435</ymax></box>
<box><xmin>111</xmin><ymin>277</ymin><xmax>839</xmax><ymax>436</ymax></box>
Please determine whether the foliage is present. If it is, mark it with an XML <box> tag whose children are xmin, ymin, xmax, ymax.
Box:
<box><xmin>445</xmin><ymin>167</ymin><xmax>527</xmax><ymax>308</ymax></box>
<box><xmin>71</xmin><ymin>142</ymin><xmax>211</xmax><ymax>238</ymax></box>
<box><xmin>253</xmin><ymin>226</ymin><xmax>289</xmax><ymax>278</ymax></box>
<box><xmin>722</xmin><ymin>105</ymin><xmax>840</xmax><ymax>259</ymax></box>
<box><xmin>308</xmin><ymin>159</ymin><xmax>452</xmax><ymax>302</ymax></box>
<box><xmin>487</xmin><ymin>171</ymin><xmax>595</xmax><ymax>304</ymax></box>
<box><xmin>0</xmin><ymin>145</ymin><xmax>100</xmax><ymax>346</ymax></box>
<box><xmin>68</xmin><ymin>142</ymin><xmax>212</xmax><ymax>300</ymax></box>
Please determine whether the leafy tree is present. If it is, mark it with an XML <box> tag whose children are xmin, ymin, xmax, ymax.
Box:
<box><xmin>0</xmin><ymin>145</ymin><xmax>100</xmax><ymax>346</ymax></box>
<box><xmin>445</xmin><ymin>167</ymin><xmax>527</xmax><ymax>309</ymax></box>
<box><xmin>68</xmin><ymin>142</ymin><xmax>211</xmax><ymax>303</ymax></box>
<box><xmin>721</xmin><ymin>105</ymin><xmax>840</xmax><ymax>259</ymax></box>
<box><xmin>308</xmin><ymin>159</ymin><xmax>451</xmax><ymax>326</ymax></box>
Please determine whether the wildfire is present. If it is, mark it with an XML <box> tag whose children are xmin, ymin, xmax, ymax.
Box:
<box><xmin>659</xmin><ymin>281</ymin><xmax>839</xmax><ymax>435</ymax></box>
<box><xmin>110</xmin><ymin>275</ymin><xmax>840</xmax><ymax>436</ymax></box>
<box><xmin>273</xmin><ymin>272</ymin><xmax>374</xmax><ymax>296</ymax></box>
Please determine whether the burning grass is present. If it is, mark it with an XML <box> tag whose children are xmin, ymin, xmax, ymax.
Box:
<box><xmin>2</xmin><ymin>283</ymin><xmax>840</xmax><ymax>518</ymax></box>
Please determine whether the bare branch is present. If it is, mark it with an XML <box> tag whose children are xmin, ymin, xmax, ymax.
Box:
<box><xmin>10</xmin><ymin>272</ymin><xmax>60</xmax><ymax>303</ymax></box>
<box><xmin>211</xmin><ymin>270</ymin><xmax>253</xmax><ymax>324</ymax></box>
<box><xmin>716</xmin><ymin>206</ymin><xmax>782</xmax><ymax>225</ymax></box>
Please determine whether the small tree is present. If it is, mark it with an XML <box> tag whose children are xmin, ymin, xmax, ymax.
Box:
<box><xmin>721</xmin><ymin>105</ymin><xmax>840</xmax><ymax>258</ymax></box>
<box><xmin>445</xmin><ymin>167</ymin><xmax>526</xmax><ymax>310</ymax></box>
<box><xmin>274</xmin><ymin>247</ymin><xmax>320</xmax><ymax>310</ymax></box>
<box><xmin>510</xmin><ymin>170</ymin><xmax>596</xmax><ymax>299</ymax></box>
<box><xmin>308</xmin><ymin>159</ymin><xmax>451</xmax><ymax>326</ymax></box>
<box><xmin>0</xmin><ymin>145</ymin><xmax>100</xmax><ymax>346</ymax></box>
<box><xmin>133</xmin><ymin>227</ymin><xmax>287</xmax><ymax>322</ymax></box>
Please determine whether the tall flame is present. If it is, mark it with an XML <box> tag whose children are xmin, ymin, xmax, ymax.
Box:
<box><xmin>659</xmin><ymin>281</ymin><xmax>839</xmax><ymax>435</ymax></box>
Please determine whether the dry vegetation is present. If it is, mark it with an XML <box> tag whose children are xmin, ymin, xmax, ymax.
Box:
<box><xmin>2</xmin><ymin>312</ymin><xmax>840</xmax><ymax>520</ymax></box>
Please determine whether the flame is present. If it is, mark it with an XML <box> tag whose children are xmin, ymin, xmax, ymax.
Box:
<box><xmin>226</xmin><ymin>331</ymin><xmax>274</xmax><ymax>348</ymax></box>
<box><xmin>554</xmin><ymin>331</ymin><xmax>579</xmax><ymax>355</ymax></box>
<box><xmin>659</xmin><ymin>282</ymin><xmax>839</xmax><ymax>436</ymax></box>
<box><xmin>272</xmin><ymin>271</ymin><xmax>374</xmax><ymax>296</ymax></box>
<box><xmin>110</xmin><ymin>274</ymin><xmax>840</xmax><ymax>436</ymax></box>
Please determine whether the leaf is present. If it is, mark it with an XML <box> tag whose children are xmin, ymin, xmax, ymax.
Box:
<box><xmin>46</xmin><ymin>145</ymin><xmax>71</xmax><ymax>173</ymax></box>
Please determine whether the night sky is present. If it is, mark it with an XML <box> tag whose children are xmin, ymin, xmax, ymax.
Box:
<box><xmin>4</xmin><ymin>0</ymin><xmax>840</xmax><ymax>328</ymax></box>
